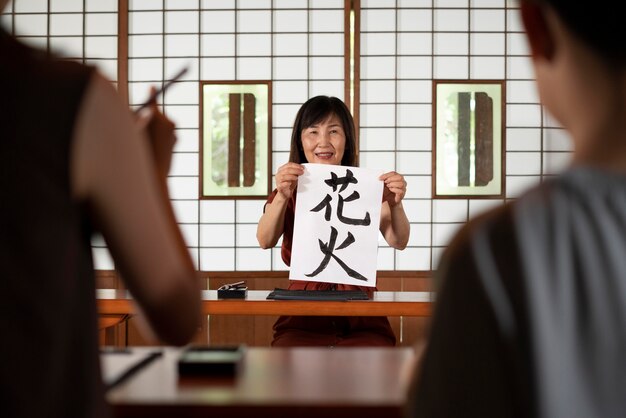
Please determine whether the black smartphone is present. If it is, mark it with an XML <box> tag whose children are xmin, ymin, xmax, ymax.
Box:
<box><xmin>177</xmin><ymin>345</ymin><xmax>245</xmax><ymax>377</ymax></box>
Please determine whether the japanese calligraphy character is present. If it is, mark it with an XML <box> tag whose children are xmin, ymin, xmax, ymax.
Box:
<box><xmin>310</xmin><ymin>169</ymin><xmax>371</xmax><ymax>225</ymax></box>
<box><xmin>305</xmin><ymin>226</ymin><xmax>367</xmax><ymax>281</ymax></box>
<box><xmin>337</xmin><ymin>190</ymin><xmax>371</xmax><ymax>226</ymax></box>
<box><xmin>324</xmin><ymin>169</ymin><xmax>358</xmax><ymax>192</ymax></box>
<box><xmin>306</xmin><ymin>168</ymin><xmax>373</xmax><ymax>280</ymax></box>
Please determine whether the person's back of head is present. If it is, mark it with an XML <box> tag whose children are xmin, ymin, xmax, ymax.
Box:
<box><xmin>526</xmin><ymin>0</ymin><xmax>625</xmax><ymax>67</ymax></box>
<box><xmin>410</xmin><ymin>4</ymin><xmax>626</xmax><ymax>418</ymax></box>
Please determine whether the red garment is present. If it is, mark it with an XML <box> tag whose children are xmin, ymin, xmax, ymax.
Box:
<box><xmin>265</xmin><ymin>189</ymin><xmax>396</xmax><ymax>347</ymax></box>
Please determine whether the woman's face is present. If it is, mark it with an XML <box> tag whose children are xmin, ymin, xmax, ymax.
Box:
<box><xmin>300</xmin><ymin>114</ymin><xmax>346</xmax><ymax>165</ymax></box>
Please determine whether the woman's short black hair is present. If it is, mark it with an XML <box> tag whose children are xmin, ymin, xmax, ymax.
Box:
<box><xmin>288</xmin><ymin>95</ymin><xmax>357</xmax><ymax>166</ymax></box>
<box><xmin>528</xmin><ymin>0</ymin><xmax>625</xmax><ymax>66</ymax></box>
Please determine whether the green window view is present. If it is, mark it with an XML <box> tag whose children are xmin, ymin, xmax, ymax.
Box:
<box><xmin>201</xmin><ymin>82</ymin><xmax>271</xmax><ymax>198</ymax></box>
<box><xmin>434</xmin><ymin>81</ymin><xmax>504</xmax><ymax>198</ymax></box>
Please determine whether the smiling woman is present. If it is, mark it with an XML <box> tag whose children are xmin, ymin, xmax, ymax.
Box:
<box><xmin>289</xmin><ymin>95</ymin><xmax>358</xmax><ymax>167</ymax></box>
<box><xmin>300</xmin><ymin>114</ymin><xmax>346</xmax><ymax>166</ymax></box>
<box><xmin>256</xmin><ymin>95</ymin><xmax>410</xmax><ymax>347</ymax></box>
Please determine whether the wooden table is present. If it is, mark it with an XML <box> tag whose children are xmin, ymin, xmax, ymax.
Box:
<box><xmin>97</xmin><ymin>289</ymin><xmax>433</xmax><ymax>317</ymax></box>
<box><xmin>103</xmin><ymin>346</ymin><xmax>417</xmax><ymax>418</ymax></box>
<box><xmin>97</xmin><ymin>289</ymin><xmax>434</xmax><ymax>346</ymax></box>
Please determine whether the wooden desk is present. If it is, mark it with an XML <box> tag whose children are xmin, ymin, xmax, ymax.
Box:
<box><xmin>97</xmin><ymin>289</ymin><xmax>433</xmax><ymax>317</ymax></box>
<box><xmin>103</xmin><ymin>346</ymin><xmax>416</xmax><ymax>418</ymax></box>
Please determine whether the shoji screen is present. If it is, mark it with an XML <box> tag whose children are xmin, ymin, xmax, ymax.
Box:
<box><xmin>2</xmin><ymin>0</ymin><xmax>571</xmax><ymax>273</ymax></box>
<box><xmin>358</xmin><ymin>0</ymin><xmax>571</xmax><ymax>270</ymax></box>
<box><xmin>126</xmin><ymin>0</ymin><xmax>347</xmax><ymax>271</ymax></box>
<box><xmin>2</xmin><ymin>0</ymin><xmax>119</xmax><ymax>269</ymax></box>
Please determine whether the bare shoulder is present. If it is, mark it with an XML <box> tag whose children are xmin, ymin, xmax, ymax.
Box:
<box><xmin>71</xmin><ymin>70</ymin><xmax>142</xmax><ymax>199</ymax></box>
<box><xmin>81</xmin><ymin>71</ymin><xmax>133</xmax><ymax>126</ymax></box>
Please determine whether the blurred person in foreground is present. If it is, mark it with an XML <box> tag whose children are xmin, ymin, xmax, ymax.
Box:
<box><xmin>409</xmin><ymin>1</ymin><xmax>626</xmax><ymax>417</ymax></box>
<box><xmin>0</xmin><ymin>1</ymin><xmax>201</xmax><ymax>416</ymax></box>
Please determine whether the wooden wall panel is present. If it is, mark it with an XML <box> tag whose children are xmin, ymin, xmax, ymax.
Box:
<box><xmin>208</xmin><ymin>276</ymin><xmax>288</xmax><ymax>346</ymax></box>
<box><xmin>400</xmin><ymin>273</ymin><xmax>433</xmax><ymax>348</ymax></box>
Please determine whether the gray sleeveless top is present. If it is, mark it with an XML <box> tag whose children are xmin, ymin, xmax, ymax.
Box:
<box><xmin>411</xmin><ymin>166</ymin><xmax>626</xmax><ymax>418</ymax></box>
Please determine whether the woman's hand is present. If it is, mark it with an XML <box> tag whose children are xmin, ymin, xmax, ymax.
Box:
<box><xmin>275</xmin><ymin>162</ymin><xmax>305</xmax><ymax>200</ymax></box>
<box><xmin>137</xmin><ymin>87</ymin><xmax>177</xmax><ymax>180</ymax></box>
<box><xmin>257</xmin><ymin>162</ymin><xmax>304</xmax><ymax>249</ymax></box>
<box><xmin>379</xmin><ymin>171</ymin><xmax>410</xmax><ymax>249</ymax></box>
<box><xmin>380</xmin><ymin>171</ymin><xmax>407</xmax><ymax>207</ymax></box>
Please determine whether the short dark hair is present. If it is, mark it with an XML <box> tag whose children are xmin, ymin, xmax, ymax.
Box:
<box><xmin>526</xmin><ymin>0</ymin><xmax>625</xmax><ymax>66</ymax></box>
<box><xmin>288</xmin><ymin>95</ymin><xmax>357</xmax><ymax>166</ymax></box>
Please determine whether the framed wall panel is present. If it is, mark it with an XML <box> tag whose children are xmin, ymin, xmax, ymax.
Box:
<box><xmin>200</xmin><ymin>81</ymin><xmax>272</xmax><ymax>199</ymax></box>
<box><xmin>432</xmin><ymin>80</ymin><xmax>505</xmax><ymax>198</ymax></box>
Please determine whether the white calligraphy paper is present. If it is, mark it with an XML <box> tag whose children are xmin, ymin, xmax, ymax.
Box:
<box><xmin>289</xmin><ymin>163</ymin><xmax>383</xmax><ymax>287</ymax></box>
